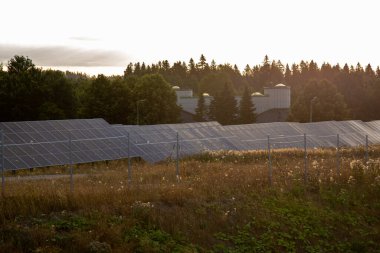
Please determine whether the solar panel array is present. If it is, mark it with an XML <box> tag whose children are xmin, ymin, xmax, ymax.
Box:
<box><xmin>114</xmin><ymin>121</ymin><xmax>237</xmax><ymax>163</ymax></box>
<box><xmin>0</xmin><ymin>119</ymin><xmax>140</xmax><ymax>170</ymax></box>
<box><xmin>1</xmin><ymin>119</ymin><xmax>380</xmax><ymax>170</ymax></box>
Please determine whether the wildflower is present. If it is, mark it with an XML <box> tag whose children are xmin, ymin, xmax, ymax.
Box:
<box><xmin>350</xmin><ymin>160</ymin><xmax>364</xmax><ymax>170</ymax></box>
<box><xmin>347</xmin><ymin>176</ymin><xmax>356</xmax><ymax>184</ymax></box>
<box><xmin>373</xmin><ymin>176</ymin><xmax>380</xmax><ymax>186</ymax></box>
<box><xmin>131</xmin><ymin>201</ymin><xmax>154</xmax><ymax>209</ymax></box>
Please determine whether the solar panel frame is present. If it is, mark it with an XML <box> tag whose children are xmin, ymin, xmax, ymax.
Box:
<box><xmin>0</xmin><ymin>119</ymin><xmax>141</xmax><ymax>170</ymax></box>
<box><xmin>1</xmin><ymin>119</ymin><xmax>380</xmax><ymax>169</ymax></box>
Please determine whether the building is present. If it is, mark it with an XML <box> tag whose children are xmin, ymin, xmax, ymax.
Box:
<box><xmin>175</xmin><ymin>84</ymin><xmax>291</xmax><ymax>123</ymax></box>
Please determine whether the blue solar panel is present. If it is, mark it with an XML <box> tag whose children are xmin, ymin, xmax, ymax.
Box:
<box><xmin>0</xmin><ymin>119</ymin><xmax>139</xmax><ymax>170</ymax></box>
<box><xmin>1</xmin><ymin>119</ymin><xmax>380</xmax><ymax>170</ymax></box>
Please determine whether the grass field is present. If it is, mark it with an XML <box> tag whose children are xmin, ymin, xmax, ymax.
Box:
<box><xmin>1</xmin><ymin>147</ymin><xmax>380</xmax><ymax>252</ymax></box>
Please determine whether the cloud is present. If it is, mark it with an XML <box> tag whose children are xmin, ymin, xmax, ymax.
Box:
<box><xmin>0</xmin><ymin>44</ymin><xmax>129</xmax><ymax>67</ymax></box>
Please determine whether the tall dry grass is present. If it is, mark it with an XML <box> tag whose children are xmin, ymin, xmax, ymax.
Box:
<box><xmin>0</xmin><ymin>146</ymin><xmax>380</xmax><ymax>252</ymax></box>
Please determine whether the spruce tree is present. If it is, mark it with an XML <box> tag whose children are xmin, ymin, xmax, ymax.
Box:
<box><xmin>208</xmin><ymin>83</ymin><xmax>237</xmax><ymax>125</ymax></box>
<box><xmin>194</xmin><ymin>93</ymin><xmax>207</xmax><ymax>121</ymax></box>
<box><xmin>238</xmin><ymin>86</ymin><xmax>256</xmax><ymax>124</ymax></box>
<box><xmin>243</xmin><ymin>64</ymin><xmax>251</xmax><ymax>76</ymax></box>
<box><xmin>197</xmin><ymin>54</ymin><xmax>207</xmax><ymax>70</ymax></box>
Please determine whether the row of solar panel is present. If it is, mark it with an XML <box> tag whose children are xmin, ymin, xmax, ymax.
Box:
<box><xmin>1</xmin><ymin>119</ymin><xmax>380</xmax><ymax>170</ymax></box>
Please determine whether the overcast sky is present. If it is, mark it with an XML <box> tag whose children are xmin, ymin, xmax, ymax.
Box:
<box><xmin>1</xmin><ymin>0</ymin><xmax>379</xmax><ymax>75</ymax></box>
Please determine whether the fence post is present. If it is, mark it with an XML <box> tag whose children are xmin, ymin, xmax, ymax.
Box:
<box><xmin>304</xmin><ymin>133</ymin><xmax>307</xmax><ymax>183</ymax></box>
<box><xmin>365</xmin><ymin>135</ymin><xmax>369</xmax><ymax>165</ymax></box>
<box><xmin>267</xmin><ymin>135</ymin><xmax>272</xmax><ymax>186</ymax></box>
<box><xmin>69</xmin><ymin>133</ymin><xmax>74</xmax><ymax>193</ymax></box>
<box><xmin>176</xmin><ymin>132</ymin><xmax>180</xmax><ymax>182</ymax></box>
<box><xmin>1</xmin><ymin>130</ymin><xmax>4</xmax><ymax>197</ymax></box>
<box><xmin>127</xmin><ymin>133</ymin><xmax>131</xmax><ymax>183</ymax></box>
<box><xmin>336</xmin><ymin>134</ymin><xmax>340</xmax><ymax>176</ymax></box>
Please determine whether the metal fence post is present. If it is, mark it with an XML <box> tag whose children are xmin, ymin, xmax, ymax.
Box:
<box><xmin>365</xmin><ymin>135</ymin><xmax>369</xmax><ymax>164</ymax></box>
<box><xmin>336</xmin><ymin>134</ymin><xmax>340</xmax><ymax>176</ymax></box>
<box><xmin>69</xmin><ymin>133</ymin><xmax>74</xmax><ymax>193</ymax></box>
<box><xmin>1</xmin><ymin>130</ymin><xmax>5</xmax><ymax>197</ymax></box>
<box><xmin>127</xmin><ymin>133</ymin><xmax>131</xmax><ymax>183</ymax></box>
<box><xmin>267</xmin><ymin>135</ymin><xmax>272</xmax><ymax>186</ymax></box>
<box><xmin>176</xmin><ymin>132</ymin><xmax>180</xmax><ymax>182</ymax></box>
<box><xmin>304</xmin><ymin>133</ymin><xmax>307</xmax><ymax>183</ymax></box>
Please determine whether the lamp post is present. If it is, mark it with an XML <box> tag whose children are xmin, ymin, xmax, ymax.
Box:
<box><xmin>310</xmin><ymin>96</ymin><xmax>318</xmax><ymax>123</ymax></box>
<box><xmin>136</xmin><ymin>99</ymin><xmax>146</xmax><ymax>125</ymax></box>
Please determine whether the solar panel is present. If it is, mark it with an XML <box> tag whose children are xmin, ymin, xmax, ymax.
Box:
<box><xmin>0</xmin><ymin>119</ymin><xmax>139</xmax><ymax>171</ymax></box>
<box><xmin>1</xmin><ymin>119</ymin><xmax>380</xmax><ymax>170</ymax></box>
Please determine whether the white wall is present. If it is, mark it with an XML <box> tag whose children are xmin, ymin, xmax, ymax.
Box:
<box><xmin>265</xmin><ymin>87</ymin><xmax>290</xmax><ymax>108</ymax></box>
<box><xmin>175</xmin><ymin>90</ymin><xmax>193</xmax><ymax>99</ymax></box>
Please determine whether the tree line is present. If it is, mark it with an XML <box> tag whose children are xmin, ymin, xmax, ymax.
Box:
<box><xmin>1</xmin><ymin>55</ymin><xmax>380</xmax><ymax>124</ymax></box>
<box><xmin>124</xmin><ymin>54</ymin><xmax>380</xmax><ymax>122</ymax></box>
<box><xmin>0</xmin><ymin>56</ymin><xmax>180</xmax><ymax>124</ymax></box>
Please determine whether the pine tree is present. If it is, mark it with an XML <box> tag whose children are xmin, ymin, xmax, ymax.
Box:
<box><xmin>233</xmin><ymin>64</ymin><xmax>240</xmax><ymax>75</ymax></box>
<box><xmin>238</xmin><ymin>86</ymin><xmax>256</xmax><ymax>124</ymax></box>
<box><xmin>284</xmin><ymin>64</ymin><xmax>291</xmax><ymax>84</ymax></box>
<box><xmin>210</xmin><ymin>60</ymin><xmax>217</xmax><ymax>71</ymax></box>
<box><xmin>188</xmin><ymin>58</ymin><xmax>196</xmax><ymax>73</ymax></box>
<box><xmin>134</xmin><ymin>62</ymin><xmax>141</xmax><ymax>76</ymax></box>
<box><xmin>197</xmin><ymin>54</ymin><xmax>207</xmax><ymax>70</ymax></box>
<box><xmin>162</xmin><ymin>60</ymin><xmax>170</xmax><ymax>71</ymax></box>
<box><xmin>365</xmin><ymin>64</ymin><xmax>375</xmax><ymax>77</ymax></box>
<box><xmin>194</xmin><ymin>93</ymin><xmax>207</xmax><ymax>121</ymax></box>
<box><xmin>124</xmin><ymin>63</ymin><xmax>133</xmax><ymax>76</ymax></box>
<box><xmin>208</xmin><ymin>83</ymin><xmax>237</xmax><ymax>125</ymax></box>
<box><xmin>243</xmin><ymin>64</ymin><xmax>251</xmax><ymax>76</ymax></box>
<box><xmin>141</xmin><ymin>62</ymin><xmax>146</xmax><ymax>75</ymax></box>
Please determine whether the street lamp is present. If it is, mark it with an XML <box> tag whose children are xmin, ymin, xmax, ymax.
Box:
<box><xmin>136</xmin><ymin>99</ymin><xmax>146</xmax><ymax>125</ymax></box>
<box><xmin>310</xmin><ymin>96</ymin><xmax>318</xmax><ymax>123</ymax></box>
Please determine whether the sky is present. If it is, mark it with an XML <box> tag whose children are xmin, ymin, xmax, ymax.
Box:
<box><xmin>1</xmin><ymin>0</ymin><xmax>379</xmax><ymax>76</ymax></box>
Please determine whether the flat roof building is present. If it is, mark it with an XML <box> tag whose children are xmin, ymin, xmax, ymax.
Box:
<box><xmin>175</xmin><ymin>84</ymin><xmax>291</xmax><ymax>123</ymax></box>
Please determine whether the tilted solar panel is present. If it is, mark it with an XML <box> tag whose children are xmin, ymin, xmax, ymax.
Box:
<box><xmin>1</xmin><ymin>119</ymin><xmax>380</xmax><ymax>169</ymax></box>
<box><xmin>0</xmin><ymin>119</ymin><xmax>139</xmax><ymax>170</ymax></box>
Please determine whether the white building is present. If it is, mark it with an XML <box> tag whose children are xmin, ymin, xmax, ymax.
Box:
<box><xmin>175</xmin><ymin>83</ymin><xmax>291</xmax><ymax>123</ymax></box>
<box><xmin>251</xmin><ymin>84</ymin><xmax>291</xmax><ymax>114</ymax></box>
